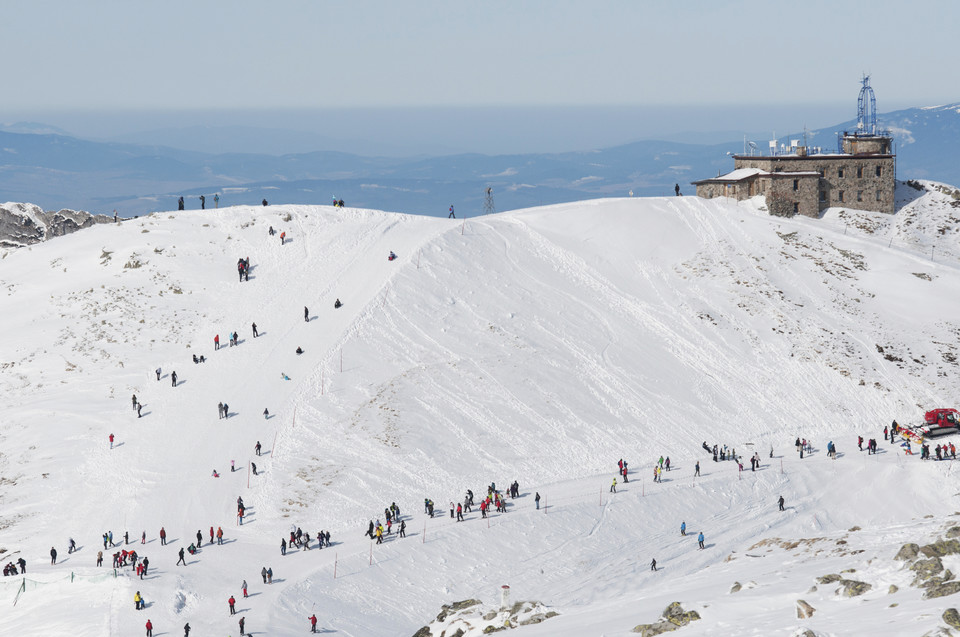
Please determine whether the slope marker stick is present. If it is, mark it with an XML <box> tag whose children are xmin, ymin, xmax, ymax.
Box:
<box><xmin>272</xmin><ymin>431</ymin><xmax>278</xmax><ymax>459</ymax></box>
<box><xmin>417</xmin><ymin>250</ymin><xmax>421</xmax><ymax>269</ymax></box>
<box><xmin>247</xmin><ymin>463</ymin><xmax>250</xmax><ymax>489</ymax></box>
<box><xmin>333</xmin><ymin>553</ymin><xmax>337</xmax><ymax>579</ymax></box>
<box><xmin>422</xmin><ymin>521</ymin><xmax>426</xmax><ymax>544</ymax></box>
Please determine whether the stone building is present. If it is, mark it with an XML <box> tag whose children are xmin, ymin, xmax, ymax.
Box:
<box><xmin>693</xmin><ymin>134</ymin><xmax>895</xmax><ymax>217</ymax></box>
<box><xmin>693</xmin><ymin>77</ymin><xmax>896</xmax><ymax>217</ymax></box>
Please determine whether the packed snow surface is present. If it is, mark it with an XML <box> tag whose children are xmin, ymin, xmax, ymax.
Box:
<box><xmin>3</xmin><ymin>182</ymin><xmax>960</xmax><ymax>636</ymax></box>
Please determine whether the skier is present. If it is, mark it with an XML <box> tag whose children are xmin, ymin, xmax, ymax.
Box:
<box><xmin>252</xmin><ymin>322</ymin><xmax>258</xmax><ymax>338</ymax></box>
<box><xmin>535</xmin><ymin>492</ymin><xmax>541</xmax><ymax>510</ymax></box>
<box><xmin>675</xmin><ymin>183</ymin><xmax>681</xmax><ymax>196</ymax></box>
<box><xmin>210</xmin><ymin>527</ymin><xmax>215</xmax><ymax>544</ymax></box>
<box><xmin>262</xmin><ymin>199</ymin><xmax>268</xmax><ymax>206</ymax></box>
<box><xmin>218</xmin><ymin>402</ymin><xmax>224</xmax><ymax>419</ymax></box>
<box><xmin>97</xmin><ymin>550</ymin><xmax>103</xmax><ymax>566</ymax></box>
<box><xmin>610</xmin><ymin>477</ymin><xmax>617</xmax><ymax>493</ymax></box>
<box><xmin>137</xmin><ymin>402</ymin><xmax>143</xmax><ymax>418</ymax></box>
<box><xmin>50</xmin><ymin>546</ymin><xmax>57</xmax><ymax>565</ymax></box>
<box><xmin>242</xmin><ymin>579</ymin><xmax>248</xmax><ymax>597</ymax></box>
<box><xmin>334</xmin><ymin>298</ymin><xmax>342</xmax><ymax>309</ymax></box>
<box><xmin>255</xmin><ymin>441</ymin><xmax>262</xmax><ymax>455</ymax></box>
<box><xmin>261</xmin><ymin>566</ymin><xmax>268</xmax><ymax>583</ymax></box>
<box><xmin>214</xmin><ymin>193</ymin><xmax>219</xmax><ymax>208</ymax></box>
<box><xmin>145</xmin><ymin>618</ymin><xmax>153</xmax><ymax>637</ymax></box>
<box><xmin>449</xmin><ymin>204</ymin><xmax>455</xmax><ymax>218</ymax></box>
<box><xmin>229</xmin><ymin>595</ymin><xmax>236</xmax><ymax>615</ymax></box>
<box><xmin>651</xmin><ymin>558</ymin><xmax>657</xmax><ymax>571</ymax></box>
<box><xmin>200</xmin><ymin>195</ymin><xmax>205</xmax><ymax>210</ymax></box>
<box><xmin>309</xmin><ymin>614</ymin><xmax>319</xmax><ymax>633</ymax></box>
<box><xmin>217</xmin><ymin>527</ymin><xmax>223</xmax><ymax>544</ymax></box>
<box><xmin>399</xmin><ymin>519</ymin><xmax>406</xmax><ymax>538</ymax></box>
<box><xmin>680</xmin><ymin>521</ymin><xmax>686</xmax><ymax>536</ymax></box>
<box><xmin>184</xmin><ymin>623</ymin><xmax>190</xmax><ymax>637</ymax></box>
<box><xmin>388</xmin><ymin>251</ymin><xmax>397</xmax><ymax>261</ymax></box>
<box><xmin>160</xmin><ymin>527</ymin><xmax>166</xmax><ymax>546</ymax></box>
<box><xmin>778</xmin><ymin>495</ymin><xmax>785</xmax><ymax>511</ymax></box>
<box><xmin>178</xmin><ymin>196</ymin><xmax>184</xmax><ymax>210</ymax></box>
<box><xmin>304</xmin><ymin>306</ymin><xmax>309</xmax><ymax>322</ymax></box>
<box><xmin>267</xmin><ymin>567</ymin><xmax>272</xmax><ymax>583</ymax></box>
<box><xmin>280</xmin><ymin>231</ymin><xmax>285</xmax><ymax>245</ymax></box>
<box><xmin>171</xmin><ymin>371</ymin><xmax>177</xmax><ymax>387</ymax></box>
<box><xmin>694</xmin><ymin>461</ymin><xmax>700</xmax><ymax>477</ymax></box>
<box><xmin>141</xmin><ymin>531</ymin><xmax>146</xmax><ymax>544</ymax></box>
<box><xmin>251</xmin><ymin>462</ymin><xmax>257</xmax><ymax>475</ymax></box>
<box><xmin>281</xmin><ymin>538</ymin><xmax>287</xmax><ymax>555</ymax></box>
<box><xmin>196</xmin><ymin>530</ymin><xmax>202</xmax><ymax>547</ymax></box>
<box><xmin>698</xmin><ymin>532</ymin><xmax>705</xmax><ymax>549</ymax></box>
<box><xmin>135</xmin><ymin>591</ymin><xmax>143</xmax><ymax>610</ymax></box>
<box><xmin>239</xmin><ymin>616</ymin><xmax>245</xmax><ymax>635</ymax></box>
<box><xmin>156</xmin><ymin>367</ymin><xmax>161</xmax><ymax>381</ymax></box>
<box><xmin>177</xmin><ymin>548</ymin><xmax>185</xmax><ymax>565</ymax></box>
<box><xmin>109</xmin><ymin>433</ymin><xmax>114</xmax><ymax>449</ymax></box>
<box><xmin>456</xmin><ymin>503</ymin><xmax>463</xmax><ymax>522</ymax></box>
<box><xmin>858</xmin><ymin>436</ymin><xmax>863</xmax><ymax>451</ymax></box>
<box><xmin>132</xmin><ymin>394</ymin><xmax>138</xmax><ymax>410</ymax></box>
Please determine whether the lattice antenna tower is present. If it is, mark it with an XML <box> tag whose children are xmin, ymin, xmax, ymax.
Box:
<box><xmin>482</xmin><ymin>187</ymin><xmax>496</xmax><ymax>215</ymax></box>
<box><xmin>857</xmin><ymin>74</ymin><xmax>877</xmax><ymax>136</ymax></box>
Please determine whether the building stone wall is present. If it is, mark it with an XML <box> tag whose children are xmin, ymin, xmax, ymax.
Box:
<box><xmin>732</xmin><ymin>153</ymin><xmax>895</xmax><ymax>214</ymax></box>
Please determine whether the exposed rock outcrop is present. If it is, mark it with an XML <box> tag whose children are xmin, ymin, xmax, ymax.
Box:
<box><xmin>896</xmin><ymin>543</ymin><xmax>920</xmax><ymax>560</ymax></box>
<box><xmin>944</xmin><ymin>608</ymin><xmax>960</xmax><ymax>629</ymax></box>
<box><xmin>838</xmin><ymin>579</ymin><xmax>872</xmax><ymax>597</ymax></box>
<box><xmin>796</xmin><ymin>600</ymin><xmax>816</xmax><ymax>618</ymax></box>
<box><xmin>412</xmin><ymin>598</ymin><xmax>557</xmax><ymax>636</ymax></box>
<box><xmin>632</xmin><ymin>602</ymin><xmax>701</xmax><ymax>636</ymax></box>
<box><xmin>0</xmin><ymin>202</ymin><xmax>112</xmax><ymax>249</ymax></box>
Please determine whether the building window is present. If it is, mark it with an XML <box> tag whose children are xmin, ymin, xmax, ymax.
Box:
<box><xmin>794</xmin><ymin>203</ymin><xmax>799</xmax><ymax>214</ymax></box>
<box><xmin>857</xmin><ymin>166</ymin><xmax>863</xmax><ymax>178</ymax></box>
<box><xmin>876</xmin><ymin>166</ymin><xmax>882</xmax><ymax>177</ymax></box>
<box><xmin>857</xmin><ymin>190</ymin><xmax>863</xmax><ymax>202</ymax></box>
<box><xmin>793</xmin><ymin>179</ymin><xmax>799</xmax><ymax>191</ymax></box>
<box><xmin>838</xmin><ymin>167</ymin><xmax>844</xmax><ymax>178</ymax></box>
<box><xmin>819</xmin><ymin>190</ymin><xmax>826</xmax><ymax>202</ymax></box>
<box><xmin>838</xmin><ymin>191</ymin><xmax>844</xmax><ymax>202</ymax></box>
<box><xmin>876</xmin><ymin>190</ymin><xmax>882</xmax><ymax>201</ymax></box>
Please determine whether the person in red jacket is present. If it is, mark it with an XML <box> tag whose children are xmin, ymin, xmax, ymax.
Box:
<box><xmin>308</xmin><ymin>614</ymin><xmax>318</xmax><ymax>632</ymax></box>
<box><xmin>109</xmin><ymin>433</ymin><xmax>114</xmax><ymax>449</ymax></box>
<box><xmin>209</xmin><ymin>527</ymin><xmax>214</xmax><ymax>544</ymax></box>
<box><xmin>228</xmin><ymin>595</ymin><xmax>236</xmax><ymax>615</ymax></box>
<box><xmin>159</xmin><ymin>527</ymin><xmax>166</xmax><ymax>546</ymax></box>
<box><xmin>145</xmin><ymin>619</ymin><xmax>153</xmax><ymax>637</ymax></box>
<box><xmin>217</xmin><ymin>527</ymin><xmax>224</xmax><ymax>545</ymax></box>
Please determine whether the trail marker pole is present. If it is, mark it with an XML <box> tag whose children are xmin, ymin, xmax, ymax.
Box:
<box><xmin>422</xmin><ymin>521</ymin><xmax>426</xmax><ymax>544</ymax></box>
<box><xmin>272</xmin><ymin>431</ymin><xmax>278</xmax><ymax>459</ymax></box>
<box><xmin>333</xmin><ymin>553</ymin><xmax>337</xmax><ymax>579</ymax></box>
<box><xmin>544</xmin><ymin>496</ymin><xmax>547</xmax><ymax>514</ymax></box>
<box><xmin>247</xmin><ymin>464</ymin><xmax>250</xmax><ymax>489</ymax></box>
<box><xmin>487</xmin><ymin>515</ymin><xmax>490</xmax><ymax>529</ymax></box>
<box><xmin>780</xmin><ymin>459</ymin><xmax>784</xmax><ymax>474</ymax></box>
<box><xmin>417</xmin><ymin>250</ymin><xmax>421</xmax><ymax>269</ymax></box>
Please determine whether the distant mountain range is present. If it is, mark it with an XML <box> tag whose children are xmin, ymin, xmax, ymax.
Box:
<box><xmin>0</xmin><ymin>104</ymin><xmax>957</xmax><ymax>217</ymax></box>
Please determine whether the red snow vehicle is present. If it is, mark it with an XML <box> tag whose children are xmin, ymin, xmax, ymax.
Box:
<box><xmin>919</xmin><ymin>408</ymin><xmax>960</xmax><ymax>437</ymax></box>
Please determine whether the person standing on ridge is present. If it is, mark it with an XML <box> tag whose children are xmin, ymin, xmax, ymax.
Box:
<box><xmin>304</xmin><ymin>306</ymin><xmax>309</xmax><ymax>322</ymax></box>
<box><xmin>680</xmin><ymin>521</ymin><xmax>686</xmax><ymax>536</ymax></box>
<box><xmin>650</xmin><ymin>558</ymin><xmax>657</xmax><ymax>571</ymax></box>
<box><xmin>214</xmin><ymin>193</ymin><xmax>219</xmax><ymax>208</ymax></box>
<box><xmin>252</xmin><ymin>323</ymin><xmax>258</xmax><ymax>338</ymax></box>
<box><xmin>178</xmin><ymin>196</ymin><xmax>184</xmax><ymax>210</ymax></box>
<box><xmin>200</xmin><ymin>195</ymin><xmax>205</xmax><ymax>210</ymax></box>
<box><xmin>309</xmin><ymin>614</ymin><xmax>318</xmax><ymax>633</ymax></box>
<box><xmin>675</xmin><ymin>183</ymin><xmax>681</xmax><ymax>196</ymax></box>
<box><xmin>171</xmin><ymin>371</ymin><xmax>177</xmax><ymax>387</ymax></box>
<box><xmin>698</xmin><ymin>532</ymin><xmax>705</xmax><ymax>549</ymax></box>
<box><xmin>535</xmin><ymin>492</ymin><xmax>541</xmax><ymax>510</ymax></box>
<box><xmin>449</xmin><ymin>205</ymin><xmax>455</xmax><ymax>218</ymax></box>
<box><xmin>778</xmin><ymin>495</ymin><xmax>785</xmax><ymax>511</ymax></box>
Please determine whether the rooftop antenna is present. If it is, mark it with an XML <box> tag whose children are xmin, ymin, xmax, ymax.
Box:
<box><xmin>482</xmin><ymin>187</ymin><xmax>496</xmax><ymax>215</ymax></box>
<box><xmin>857</xmin><ymin>74</ymin><xmax>877</xmax><ymax>135</ymax></box>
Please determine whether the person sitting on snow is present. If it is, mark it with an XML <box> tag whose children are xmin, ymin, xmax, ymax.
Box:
<box><xmin>388</xmin><ymin>251</ymin><xmax>397</xmax><ymax>261</ymax></box>
<box><xmin>334</xmin><ymin>299</ymin><xmax>342</xmax><ymax>309</ymax></box>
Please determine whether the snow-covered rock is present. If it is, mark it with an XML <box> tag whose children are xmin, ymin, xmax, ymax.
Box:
<box><xmin>0</xmin><ymin>201</ymin><xmax>112</xmax><ymax>248</ymax></box>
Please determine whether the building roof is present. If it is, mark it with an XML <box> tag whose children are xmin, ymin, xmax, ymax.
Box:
<box><xmin>692</xmin><ymin>167</ymin><xmax>768</xmax><ymax>185</ymax></box>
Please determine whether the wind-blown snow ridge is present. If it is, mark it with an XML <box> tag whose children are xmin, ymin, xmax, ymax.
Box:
<box><xmin>2</xmin><ymin>186</ymin><xmax>960</xmax><ymax>636</ymax></box>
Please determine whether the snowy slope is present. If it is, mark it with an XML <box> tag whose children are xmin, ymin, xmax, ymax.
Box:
<box><xmin>2</xmin><ymin>185</ymin><xmax>960</xmax><ymax>636</ymax></box>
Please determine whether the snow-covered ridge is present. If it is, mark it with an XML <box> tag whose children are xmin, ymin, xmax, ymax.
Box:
<box><xmin>0</xmin><ymin>202</ymin><xmax>112</xmax><ymax>249</ymax></box>
<box><xmin>2</xmin><ymin>186</ymin><xmax>960</xmax><ymax>636</ymax></box>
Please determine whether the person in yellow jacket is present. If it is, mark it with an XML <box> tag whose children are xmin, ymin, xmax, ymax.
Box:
<box><xmin>134</xmin><ymin>591</ymin><xmax>143</xmax><ymax>610</ymax></box>
<box><xmin>375</xmin><ymin>525</ymin><xmax>383</xmax><ymax>545</ymax></box>
<box><xmin>610</xmin><ymin>477</ymin><xmax>617</xmax><ymax>493</ymax></box>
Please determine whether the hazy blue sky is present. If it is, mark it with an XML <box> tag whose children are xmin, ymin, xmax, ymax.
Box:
<box><xmin>2</xmin><ymin>0</ymin><xmax>957</xmax><ymax>153</ymax></box>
